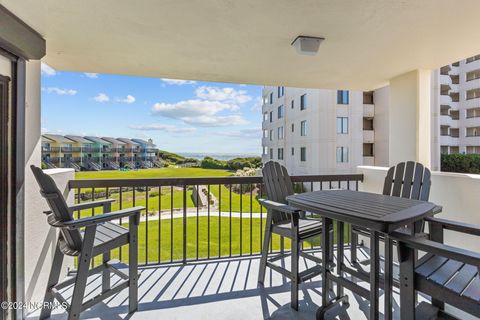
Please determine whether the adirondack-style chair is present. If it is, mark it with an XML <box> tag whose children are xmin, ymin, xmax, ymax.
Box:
<box><xmin>393</xmin><ymin>217</ymin><xmax>480</xmax><ymax>319</ymax></box>
<box><xmin>258</xmin><ymin>161</ymin><xmax>331</xmax><ymax>310</ymax></box>
<box><xmin>350</xmin><ymin>161</ymin><xmax>431</xmax><ymax>264</ymax></box>
<box><xmin>31</xmin><ymin>165</ymin><xmax>144</xmax><ymax>320</ymax></box>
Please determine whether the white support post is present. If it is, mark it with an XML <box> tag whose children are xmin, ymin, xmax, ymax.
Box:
<box><xmin>389</xmin><ymin>69</ymin><xmax>432</xmax><ymax>168</ymax></box>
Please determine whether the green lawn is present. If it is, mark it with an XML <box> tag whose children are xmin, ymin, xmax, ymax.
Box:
<box><xmin>90</xmin><ymin>216</ymin><xmax>350</xmax><ymax>265</ymax></box>
<box><xmin>74</xmin><ymin>168</ymin><xmax>263</xmax><ymax>215</ymax></box>
<box><xmin>75</xmin><ymin>167</ymin><xmax>233</xmax><ymax>180</ymax></box>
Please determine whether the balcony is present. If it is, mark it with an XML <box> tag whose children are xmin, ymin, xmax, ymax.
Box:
<box><xmin>363</xmin><ymin>104</ymin><xmax>374</xmax><ymax>118</ymax></box>
<box><xmin>363</xmin><ymin>130</ymin><xmax>374</xmax><ymax>143</ymax></box>
<box><xmin>363</xmin><ymin>156</ymin><xmax>374</xmax><ymax>166</ymax></box>
<box><xmin>439</xmin><ymin>115</ymin><xmax>452</xmax><ymax>126</ymax></box>
<box><xmin>61</xmin><ymin>147</ymin><xmax>82</xmax><ymax>153</ymax></box>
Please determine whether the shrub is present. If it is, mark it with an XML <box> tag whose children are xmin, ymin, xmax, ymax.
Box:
<box><xmin>441</xmin><ymin>153</ymin><xmax>480</xmax><ymax>174</ymax></box>
<box><xmin>200</xmin><ymin>156</ymin><xmax>228</xmax><ymax>169</ymax></box>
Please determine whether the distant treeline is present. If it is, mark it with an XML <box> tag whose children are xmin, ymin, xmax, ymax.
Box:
<box><xmin>157</xmin><ymin>150</ymin><xmax>262</xmax><ymax>170</ymax></box>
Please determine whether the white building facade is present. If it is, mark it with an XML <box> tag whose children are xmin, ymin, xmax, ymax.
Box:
<box><xmin>436</xmin><ymin>55</ymin><xmax>480</xmax><ymax>156</ymax></box>
<box><xmin>261</xmin><ymin>86</ymin><xmax>389</xmax><ymax>175</ymax></box>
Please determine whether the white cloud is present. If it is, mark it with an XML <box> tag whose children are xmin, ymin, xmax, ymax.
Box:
<box><xmin>93</xmin><ymin>93</ymin><xmax>110</xmax><ymax>102</ymax></box>
<box><xmin>217</xmin><ymin>128</ymin><xmax>262</xmax><ymax>138</ymax></box>
<box><xmin>41</xmin><ymin>127</ymin><xmax>49</xmax><ymax>134</ymax></box>
<box><xmin>42</xmin><ymin>87</ymin><xmax>77</xmax><ymax>96</ymax></box>
<box><xmin>129</xmin><ymin>123</ymin><xmax>196</xmax><ymax>134</ymax></box>
<box><xmin>250</xmin><ymin>96</ymin><xmax>263</xmax><ymax>111</ymax></box>
<box><xmin>151</xmin><ymin>99</ymin><xmax>247</xmax><ymax>127</ymax></box>
<box><xmin>84</xmin><ymin>73</ymin><xmax>98</xmax><ymax>79</ymax></box>
<box><xmin>116</xmin><ymin>95</ymin><xmax>136</xmax><ymax>104</ymax></box>
<box><xmin>41</xmin><ymin>63</ymin><xmax>56</xmax><ymax>76</ymax></box>
<box><xmin>161</xmin><ymin>78</ymin><xmax>197</xmax><ymax>85</ymax></box>
<box><xmin>195</xmin><ymin>86</ymin><xmax>252</xmax><ymax>104</ymax></box>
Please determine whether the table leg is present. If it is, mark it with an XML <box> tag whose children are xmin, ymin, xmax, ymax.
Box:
<box><xmin>321</xmin><ymin>217</ymin><xmax>332</xmax><ymax>308</ymax></box>
<box><xmin>384</xmin><ymin>236</ymin><xmax>393</xmax><ymax>320</ymax></box>
<box><xmin>370</xmin><ymin>231</ymin><xmax>380</xmax><ymax>320</ymax></box>
<box><xmin>336</xmin><ymin>221</ymin><xmax>344</xmax><ymax>298</ymax></box>
<box><xmin>317</xmin><ymin>218</ymin><xmax>350</xmax><ymax>320</ymax></box>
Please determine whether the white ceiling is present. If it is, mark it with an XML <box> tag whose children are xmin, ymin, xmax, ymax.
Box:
<box><xmin>3</xmin><ymin>0</ymin><xmax>480</xmax><ymax>90</ymax></box>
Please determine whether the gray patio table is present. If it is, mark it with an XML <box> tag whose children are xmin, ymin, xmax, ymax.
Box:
<box><xmin>286</xmin><ymin>189</ymin><xmax>441</xmax><ymax>320</ymax></box>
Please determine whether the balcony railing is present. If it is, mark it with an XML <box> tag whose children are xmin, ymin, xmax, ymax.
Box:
<box><xmin>68</xmin><ymin>174</ymin><xmax>363</xmax><ymax>266</ymax></box>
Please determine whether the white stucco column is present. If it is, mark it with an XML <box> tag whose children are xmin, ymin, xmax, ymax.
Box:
<box><xmin>388</xmin><ymin>69</ymin><xmax>432</xmax><ymax>167</ymax></box>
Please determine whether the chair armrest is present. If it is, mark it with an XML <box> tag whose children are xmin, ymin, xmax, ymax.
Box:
<box><xmin>69</xmin><ymin>199</ymin><xmax>116</xmax><ymax>212</ymax></box>
<box><xmin>42</xmin><ymin>199</ymin><xmax>116</xmax><ymax>215</ymax></box>
<box><xmin>49</xmin><ymin>206</ymin><xmax>145</xmax><ymax>229</ymax></box>
<box><xmin>258</xmin><ymin>198</ymin><xmax>301</xmax><ymax>215</ymax></box>
<box><xmin>425</xmin><ymin>217</ymin><xmax>480</xmax><ymax>236</ymax></box>
<box><xmin>391</xmin><ymin>231</ymin><xmax>480</xmax><ymax>267</ymax></box>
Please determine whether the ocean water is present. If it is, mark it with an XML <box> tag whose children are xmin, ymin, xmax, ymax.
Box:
<box><xmin>178</xmin><ymin>153</ymin><xmax>259</xmax><ymax>161</ymax></box>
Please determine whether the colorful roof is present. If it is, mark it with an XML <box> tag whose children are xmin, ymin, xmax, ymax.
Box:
<box><xmin>42</xmin><ymin>134</ymin><xmax>75</xmax><ymax>143</ymax></box>
<box><xmin>65</xmin><ymin>135</ymin><xmax>94</xmax><ymax>144</ymax></box>
<box><xmin>84</xmin><ymin>136</ymin><xmax>112</xmax><ymax>145</ymax></box>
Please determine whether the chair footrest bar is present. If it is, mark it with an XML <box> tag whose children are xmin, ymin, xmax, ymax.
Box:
<box><xmin>266</xmin><ymin>262</ymin><xmax>292</xmax><ymax>279</ymax></box>
<box><xmin>267</xmin><ymin>253</ymin><xmax>289</xmax><ymax>263</ymax></box>
<box><xmin>299</xmin><ymin>265</ymin><xmax>322</xmax><ymax>283</ymax></box>
<box><xmin>326</xmin><ymin>272</ymin><xmax>370</xmax><ymax>299</ymax></box>
<box><xmin>299</xmin><ymin>251</ymin><xmax>323</xmax><ymax>264</ymax></box>
<box><xmin>50</xmin><ymin>287</ymin><xmax>71</xmax><ymax>310</ymax></box>
<box><xmin>81</xmin><ymin>281</ymin><xmax>129</xmax><ymax>312</ymax></box>
<box><xmin>58</xmin><ymin>260</ymin><xmax>131</xmax><ymax>291</ymax></box>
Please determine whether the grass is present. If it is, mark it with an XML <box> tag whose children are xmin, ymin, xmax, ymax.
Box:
<box><xmin>74</xmin><ymin>168</ymin><xmax>263</xmax><ymax>215</ymax></box>
<box><xmin>75</xmin><ymin>167</ymin><xmax>233</xmax><ymax>180</ymax></box>
<box><xmin>90</xmin><ymin>216</ymin><xmax>350</xmax><ymax>265</ymax></box>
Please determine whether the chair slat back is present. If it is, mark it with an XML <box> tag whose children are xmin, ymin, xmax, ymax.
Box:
<box><xmin>262</xmin><ymin>161</ymin><xmax>295</xmax><ymax>224</ymax></box>
<box><xmin>30</xmin><ymin>165</ymin><xmax>83</xmax><ymax>251</ymax></box>
<box><xmin>382</xmin><ymin>161</ymin><xmax>431</xmax><ymax>201</ymax></box>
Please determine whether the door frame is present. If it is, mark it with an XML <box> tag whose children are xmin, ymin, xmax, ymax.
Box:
<box><xmin>0</xmin><ymin>4</ymin><xmax>45</xmax><ymax>320</ymax></box>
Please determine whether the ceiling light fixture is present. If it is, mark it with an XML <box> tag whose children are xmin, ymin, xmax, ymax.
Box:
<box><xmin>291</xmin><ymin>36</ymin><xmax>324</xmax><ymax>56</ymax></box>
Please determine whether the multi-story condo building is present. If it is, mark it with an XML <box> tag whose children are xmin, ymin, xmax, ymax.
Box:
<box><xmin>261</xmin><ymin>86</ymin><xmax>389</xmax><ymax>175</ymax></box>
<box><xmin>41</xmin><ymin>135</ymin><xmax>161</xmax><ymax>171</ymax></box>
<box><xmin>433</xmin><ymin>54</ymin><xmax>480</xmax><ymax>158</ymax></box>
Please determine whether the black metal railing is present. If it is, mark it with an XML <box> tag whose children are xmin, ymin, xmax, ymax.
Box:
<box><xmin>69</xmin><ymin>174</ymin><xmax>363</xmax><ymax>266</ymax></box>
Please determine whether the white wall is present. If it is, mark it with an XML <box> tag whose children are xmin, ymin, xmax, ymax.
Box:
<box><xmin>389</xmin><ymin>70</ymin><xmax>432</xmax><ymax>167</ymax></box>
<box><xmin>373</xmin><ymin>86</ymin><xmax>389</xmax><ymax>167</ymax></box>
<box><xmin>23</xmin><ymin>60</ymin><xmax>74</xmax><ymax>313</ymax></box>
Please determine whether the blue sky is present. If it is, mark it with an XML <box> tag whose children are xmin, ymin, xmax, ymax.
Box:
<box><xmin>40</xmin><ymin>63</ymin><xmax>263</xmax><ymax>154</ymax></box>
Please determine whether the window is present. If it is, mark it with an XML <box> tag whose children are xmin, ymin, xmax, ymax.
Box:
<box><xmin>263</xmin><ymin>147</ymin><xmax>268</xmax><ymax>155</ymax></box>
<box><xmin>269</xmin><ymin>130</ymin><xmax>273</xmax><ymax>141</ymax></box>
<box><xmin>336</xmin><ymin>147</ymin><xmax>349</xmax><ymax>163</ymax></box>
<box><xmin>277</xmin><ymin>126</ymin><xmax>284</xmax><ymax>140</ymax></box>
<box><xmin>263</xmin><ymin>112</ymin><xmax>268</xmax><ymax>122</ymax></box>
<box><xmin>277</xmin><ymin>148</ymin><xmax>284</xmax><ymax>160</ymax></box>
<box><xmin>291</xmin><ymin>99</ymin><xmax>294</xmax><ymax>109</ymax></box>
<box><xmin>269</xmin><ymin>111</ymin><xmax>273</xmax><ymax>123</ymax></box>
<box><xmin>300</xmin><ymin>120</ymin><xmax>307</xmax><ymax>136</ymax></box>
<box><xmin>336</xmin><ymin>117</ymin><xmax>348</xmax><ymax>134</ymax></box>
<box><xmin>291</xmin><ymin>147</ymin><xmax>294</xmax><ymax>156</ymax></box>
<box><xmin>269</xmin><ymin>92</ymin><xmax>273</xmax><ymax>104</ymax></box>
<box><xmin>277</xmin><ymin>86</ymin><xmax>284</xmax><ymax>98</ymax></box>
<box><xmin>300</xmin><ymin>147</ymin><xmax>307</xmax><ymax>162</ymax></box>
<box><xmin>337</xmin><ymin>90</ymin><xmax>349</xmax><ymax>104</ymax></box>
<box><xmin>291</xmin><ymin>123</ymin><xmax>294</xmax><ymax>132</ymax></box>
<box><xmin>300</xmin><ymin>94</ymin><xmax>307</xmax><ymax>110</ymax></box>
<box><xmin>269</xmin><ymin>148</ymin><xmax>273</xmax><ymax>159</ymax></box>
<box><xmin>263</xmin><ymin>130</ymin><xmax>268</xmax><ymax>138</ymax></box>
<box><xmin>277</xmin><ymin>105</ymin><xmax>284</xmax><ymax>119</ymax></box>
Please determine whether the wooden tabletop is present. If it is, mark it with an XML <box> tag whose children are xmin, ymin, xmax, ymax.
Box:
<box><xmin>286</xmin><ymin>189</ymin><xmax>441</xmax><ymax>233</ymax></box>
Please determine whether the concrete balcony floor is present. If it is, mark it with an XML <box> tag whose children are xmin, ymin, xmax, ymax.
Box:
<box><xmin>29</xmin><ymin>246</ymin><xmax>406</xmax><ymax>320</ymax></box>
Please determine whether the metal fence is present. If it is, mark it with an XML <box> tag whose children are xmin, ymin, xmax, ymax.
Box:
<box><xmin>68</xmin><ymin>174</ymin><xmax>363</xmax><ymax>266</ymax></box>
